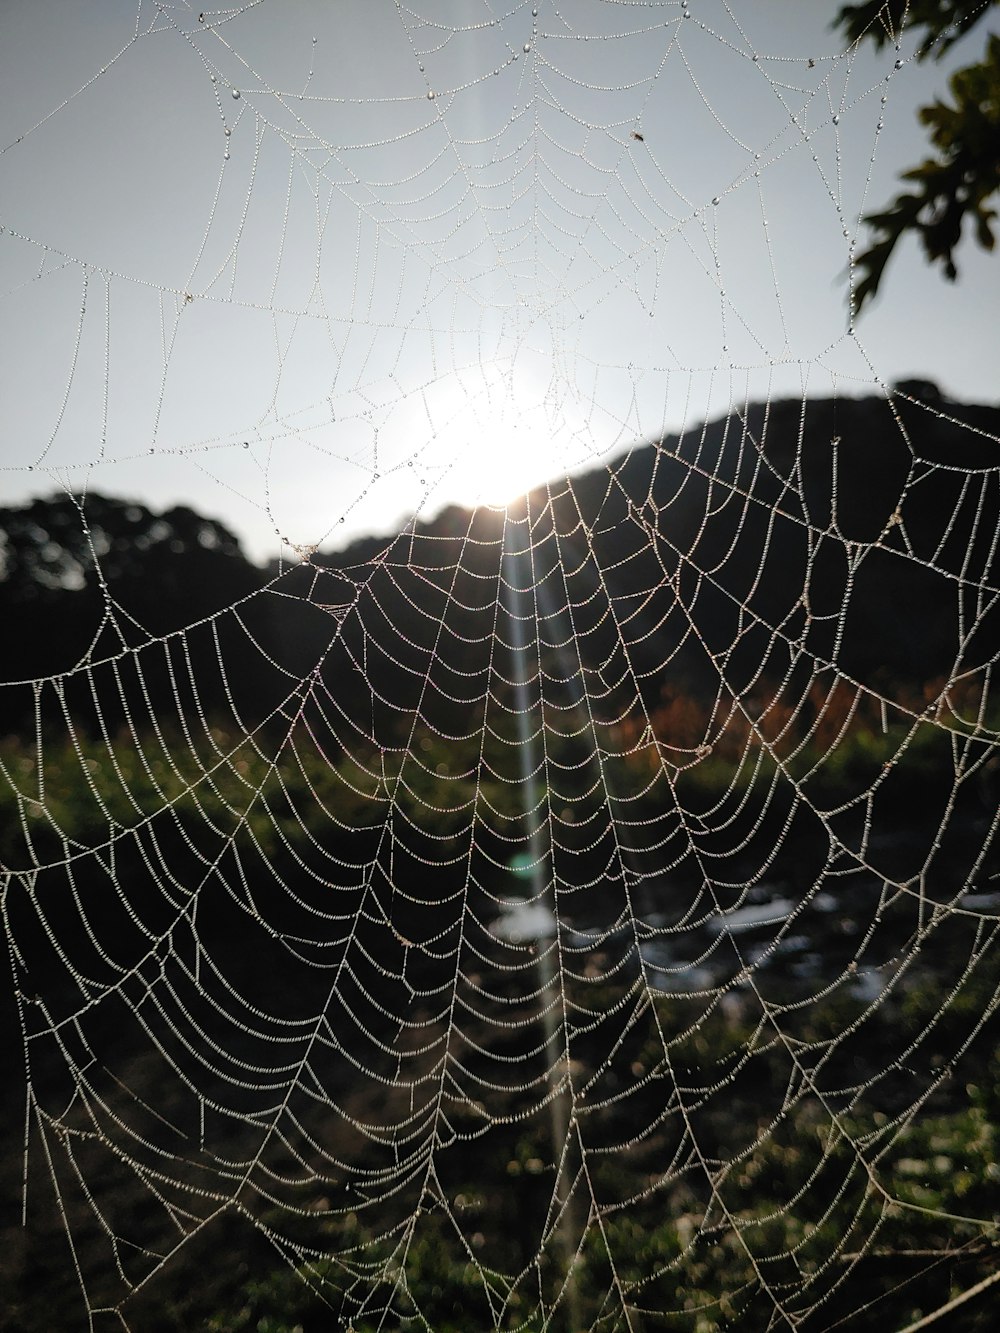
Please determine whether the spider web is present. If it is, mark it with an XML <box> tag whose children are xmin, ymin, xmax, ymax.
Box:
<box><xmin>2</xmin><ymin>3</ymin><xmax>999</xmax><ymax>1330</ymax></box>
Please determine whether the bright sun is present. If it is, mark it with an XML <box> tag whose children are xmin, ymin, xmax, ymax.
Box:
<box><xmin>425</xmin><ymin>365</ymin><xmax>585</xmax><ymax>508</ymax></box>
<box><xmin>448</xmin><ymin>412</ymin><xmax>553</xmax><ymax>505</ymax></box>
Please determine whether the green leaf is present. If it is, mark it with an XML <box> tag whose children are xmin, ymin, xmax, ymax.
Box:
<box><xmin>851</xmin><ymin>33</ymin><xmax>1000</xmax><ymax>312</ymax></box>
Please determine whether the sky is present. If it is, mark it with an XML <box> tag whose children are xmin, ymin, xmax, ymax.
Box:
<box><xmin>1</xmin><ymin>0</ymin><xmax>998</xmax><ymax>563</ymax></box>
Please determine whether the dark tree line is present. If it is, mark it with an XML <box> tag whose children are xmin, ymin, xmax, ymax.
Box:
<box><xmin>2</xmin><ymin>386</ymin><xmax>998</xmax><ymax>742</ymax></box>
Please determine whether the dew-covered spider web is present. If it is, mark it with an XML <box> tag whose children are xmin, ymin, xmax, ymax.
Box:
<box><xmin>2</xmin><ymin>2</ymin><xmax>1000</xmax><ymax>1330</ymax></box>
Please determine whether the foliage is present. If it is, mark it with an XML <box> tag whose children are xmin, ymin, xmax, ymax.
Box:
<box><xmin>1</xmin><ymin>668</ymin><xmax>992</xmax><ymax>872</ymax></box>
<box><xmin>188</xmin><ymin>1048</ymin><xmax>1000</xmax><ymax>1332</ymax></box>
<box><xmin>836</xmin><ymin>1</ymin><xmax>996</xmax><ymax>60</ymax></box>
<box><xmin>835</xmin><ymin>1</ymin><xmax>1000</xmax><ymax>311</ymax></box>
<box><xmin>0</xmin><ymin>492</ymin><xmax>245</xmax><ymax>586</ymax></box>
<box><xmin>0</xmin><ymin>493</ymin><xmax>264</xmax><ymax>731</ymax></box>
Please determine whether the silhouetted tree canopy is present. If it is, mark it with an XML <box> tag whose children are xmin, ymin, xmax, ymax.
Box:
<box><xmin>0</xmin><ymin>492</ymin><xmax>252</xmax><ymax>607</ymax></box>
<box><xmin>835</xmin><ymin>1</ymin><xmax>1000</xmax><ymax>312</ymax></box>
<box><xmin>0</xmin><ymin>493</ymin><xmax>263</xmax><ymax>729</ymax></box>
<box><xmin>3</xmin><ymin>391</ymin><xmax>998</xmax><ymax>742</ymax></box>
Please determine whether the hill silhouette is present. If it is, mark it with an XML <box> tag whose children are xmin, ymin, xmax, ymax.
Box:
<box><xmin>2</xmin><ymin>384</ymin><xmax>997</xmax><ymax>741</ymax></box>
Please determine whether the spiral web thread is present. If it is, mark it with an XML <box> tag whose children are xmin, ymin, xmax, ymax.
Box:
<box><xmin>2</xmin><ymin>3</ymin><xmax>999</xmax><ymax>1330</ymax></box>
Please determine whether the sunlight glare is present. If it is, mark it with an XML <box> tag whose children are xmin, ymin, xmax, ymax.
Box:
<box><xmin>432</xmin><ymin>368</ymin><xmax>582</xmax><ymax>507</ymax></box>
